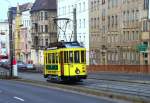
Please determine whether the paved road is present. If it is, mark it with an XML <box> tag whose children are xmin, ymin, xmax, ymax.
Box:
<box><xmin>18</xmin><ymin>72</ymin><xmax>150</xmax><ymax>99</ymax></box>
<box><xmin>0</xmin><ymin>80</ymin><xmax>126</xmax><ymax>103</ymax></box>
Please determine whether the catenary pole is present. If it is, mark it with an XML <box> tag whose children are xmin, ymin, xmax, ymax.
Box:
<box><xmin>8</xmin><ymin>8</ymin><xmax>13</xmax><ymax>77</ymax></box>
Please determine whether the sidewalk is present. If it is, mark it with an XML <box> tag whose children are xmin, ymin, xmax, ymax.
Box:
<box><xmin>88</xmin><ymin>72</ymin><xmax>150</xmax><ymax>84</ymax></box>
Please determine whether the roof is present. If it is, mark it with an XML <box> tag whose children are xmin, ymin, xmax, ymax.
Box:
<box><xmin>19</xmin><ymin>3</ymin><xmax>33</xmax><ymax>12</ymax></box>
<box><xmin>9</xmin><ymin>7</ymin><xmax>17</xmax><ymax>19</ymax></box>
<box><xmin>46</xmin><ymin>41</ymin><xmax>83</xmax><ymax>50</ymax></box>
<box><xmin>31</xmin><ymin>0</ymin><xmax>57</xmax><ymax>13</ymax></box>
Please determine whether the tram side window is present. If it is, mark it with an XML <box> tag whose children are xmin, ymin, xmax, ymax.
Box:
<box><xmin>64</xmin><ymin>51</ymin><xmax>68</xmax><ymax>63</ymax></box>
<box><xmin>69</xmin><ymin>51</ymin><xmax>73</xmax><ymax>63</ymax></box>
<box><xmin>81</xmin><ymin>51</ymin><xmax>85</xmax><ymax>63</ymax></box>
<box><xmin>45</xmin><ymin>53</ymin><xmax>48</xmax><ymax>63</ymax></box>
<box><xmin>74</xmin><ymin>51</ymin><xmax>80</xmax><ymax>63</ymax></box>
<box><xmin>56</xmin><ymin>53</ymin><xmax>58</xmax><ymax>63</ymax></box>
<box><xmin>52</xmin><ymin>53</ymin><xmax>55</xmax><ymax>64</ymax></box>
<box><xmin>48</xmin><ymin>53</ymin><xmax>51</xmax><ymax>64</ymax></box>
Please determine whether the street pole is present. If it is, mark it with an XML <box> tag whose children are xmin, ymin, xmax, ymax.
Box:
<box><xmin>73</xmin><ymin>8</ymin><xmax>77</xmax><ymax>42</ymax></box>
<box><xmin>8</xmin><ymin>8</ymin><xmax>13</xmax><ymax>77</ymax></box>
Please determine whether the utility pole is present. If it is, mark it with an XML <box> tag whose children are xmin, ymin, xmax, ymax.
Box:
<box><xmin>73</xmin><ymin>8</ymin><xmax>77</xmax><ymax>42</ymax></box>
<box><xmin>8</xmin><ymin>8</ymin><xmax>13</xmax><ymax>77</ymax></box>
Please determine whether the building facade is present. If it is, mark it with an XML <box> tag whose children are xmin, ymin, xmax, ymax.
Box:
<box><xmin>30</xmin><ymin>0</ymin><xmax>57</xmax><ymax>64</ymax></box>
<box><xmin>57</xmin><ymin>0</ymin><xmax>90</xmax><ymax>64</ymax></box>
<box><xmin>0</xmin><ymin>21</ymin><xmax>9</xmax><ymax>56</ymax></box>
<box><xmin>20</xmin><ymin>3</ymin><xmax>33</xmax><ymax>63</ymax></box>
<box><xmin>89</xmin><ymin>0</ymin><xmax>150</xmax><ymax>65</ymax></box>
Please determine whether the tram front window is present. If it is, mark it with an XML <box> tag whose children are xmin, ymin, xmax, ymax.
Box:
<box><xmin>74</xmin><ymin>51</ymin><xmax>80</xmax><ymax>63</ymax></box>
<box><xmin>81</xmin><ymin>51</ymin><xmax>85</xmax><ymax>63</ymax></box>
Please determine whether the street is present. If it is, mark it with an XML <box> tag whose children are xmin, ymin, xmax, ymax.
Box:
<box><xmin>18</xmin><ymin>72</ymin><xmax>150</xmax><ymax>99</ymax></box>
<box><xmin>0</xmin><ymin>80</ymin><xmax>125</xmax><ymax>103</ymax></box>
<box><xmin>1</xmin><ymin>67</ymin><xmax>150</xmax><ymax>102</ymax></box>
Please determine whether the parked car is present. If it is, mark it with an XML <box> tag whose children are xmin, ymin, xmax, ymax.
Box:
<box><xmin>1</xmin><ymin>61</ymin><xmax>11</xmax><ymax>69</ymax></box>
<box><xmin>26</xmin><ymin>63</ymin><xmax>35</xmax><ymax>70</ymax></box>
<box><xmin>17</xmin><ymin>61</ymin><xmax>26</xmax><ymax>69</ymax></box>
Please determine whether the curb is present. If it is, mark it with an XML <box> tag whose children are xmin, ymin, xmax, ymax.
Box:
<box><xmin>87</xmin><ymin>78</ymin><xmax>150</xmax><ymax>84</ymax></box>
<box><xmin>14</xmin><ymin>78</ymin><xmax>150</xmax><ymax>103</ymax></box>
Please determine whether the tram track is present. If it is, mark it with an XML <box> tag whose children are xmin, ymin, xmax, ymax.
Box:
<box><xmin>87</xmin><ymin>77</ymin><xmax>150</xmax><ymax>84</ymax></box>
<box><xmin>81</xmin><ymin>78</ymin><xmax>150</xmax><ymax>99</ymax></box>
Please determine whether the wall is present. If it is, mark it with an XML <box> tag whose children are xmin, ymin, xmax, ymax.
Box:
<box><xmin>87</xmin><ymin>65</ymin><xmax>150</xmax><ymax>74</ymax></box>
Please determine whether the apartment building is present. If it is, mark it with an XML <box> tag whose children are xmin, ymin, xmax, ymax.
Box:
<box><xmin>89</xmin><ymin>0</ymin><xmax>150</xmax><ymax>65</ymax></box>
<box><xmin>18</xmin><ymin>3</ymin><xmax>33</xmax><ymax>63</ymax></box>
<box><xmin>30</xmin><ymin>0</ymin><xmax>57</xmax><ymax>64</ymax></box>
<box><xmin>57</xmin><ymin>0</ymin><xmax>90</xmax><ymax>64</ymax></box>
<box><xmin>0</xmin><ymin>21</ymin><xmax>9</xmax><ymax>56</ymax></box>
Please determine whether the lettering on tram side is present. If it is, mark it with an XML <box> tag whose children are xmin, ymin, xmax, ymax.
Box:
<box><xmin>48</xmin><ymin>71</ymin><xmax>60</xmax><ymax>74</ymax></box>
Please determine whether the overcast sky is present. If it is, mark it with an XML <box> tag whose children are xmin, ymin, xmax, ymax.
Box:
<box><xmin>0</xmin><ymin>0</ymin><xmax>150</xmax><ymax>20</ymax></box>
<box><xmin>0</xmin><ymin>0</ymin><xmax>35</xmax><ymax>20</ymax></box>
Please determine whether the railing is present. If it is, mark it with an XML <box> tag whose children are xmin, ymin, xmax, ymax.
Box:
<box><xmin>0</xmin><ymin>71</ymin><xmax>10</xmax><ymax>79</ymax></box>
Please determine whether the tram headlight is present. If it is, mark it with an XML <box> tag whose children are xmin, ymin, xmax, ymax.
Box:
<box><xmin>75</xmin><ymin>68</ymin><xmax>80</xmax><ymax>74</ymax></box>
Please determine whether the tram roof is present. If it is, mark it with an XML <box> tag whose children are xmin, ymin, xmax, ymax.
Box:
<box><xmin>46</xmin><ymin>41</ymin><xmax>83</xmax><ymax>50</ymax></box>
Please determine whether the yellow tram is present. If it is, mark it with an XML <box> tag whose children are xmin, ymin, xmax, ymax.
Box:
<box><xmin>43</xmin><ymin>41</ymin><xmax>87</xmax><ymax>82</ymax></box>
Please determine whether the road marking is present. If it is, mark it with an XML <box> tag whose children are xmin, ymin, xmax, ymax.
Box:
<box><xmin>14</xmin><ymin>96</ymin><xmax>24</xmax><ymax>102</ymax></box>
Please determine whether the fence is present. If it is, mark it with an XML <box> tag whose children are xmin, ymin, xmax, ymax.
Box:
<box><xmin>0</xmin><ymin>71</ymin><xmax>10</xmax><ymax>79</ymax></box>
<box><xmin>87</xmin><ymin>65</ymin><xmax>150</xmax><ymax>74</ymax></box>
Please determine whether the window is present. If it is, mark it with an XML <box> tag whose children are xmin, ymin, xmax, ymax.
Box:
<box><xmin>83</xmin><ymin>2</ymin><xmax>85</xmax><ymax>11</ymax></box>
<box><xmin>79</xmin><ymin>3</ymin><xmax>81</xmax><ymax>12</ymax></box>
<box><xmin>127</xmin><ymin>11</ymin><xmax>129</xmax><ymax>23</ymax></box>
<box><xmin>108</xmin><ymin>16</ymin><xmax>110</xmax><ymax>28</ymax></box>
<box><xmin>132</xmin><ymin>31</ymin><xmax>135</xmax><ymax>40</ymax></box>
<box><xmin>144</xmin><ymin>0</ymin><xmax>149</xmax><ymax>9</ymax></box>
<box><xmin>115</xmin><ymin>15</ymin><xmax>118</xmax><ymax>26</ymax></box>
<box><xmin>102</xmin><ymin>0</ymin><xmax>105</xmax><ymax>4</ymax></box>
<box><xmin>91</xmin><ymin>18</ymin><xmax>93</xmax><ymax>28</ymax></box>
<box><xmin>112</xmin><ymin>16</ymin><xmax>114</xmax><ymax>27</ymax></box>
<box><xmin>69</xmin><ymin>51</ymin><xmax>73</xmax><ymax>63</ymax></box>
<box><xmin>41</xmin><ymin>25</ymin><xmax>43</xmax><ymax>33</ymax></box>
<box><xmin>52</xmin><ymin>53</ymin><xmax>55</xmax><ymax>63</ymax></box>
<box><xmin>135</xmin><ymin>10</ymin><xmax>139</xmax><ymax>20</ymax></box>
<box><xmin>45</xmin><ymin>11</ymin><xmax>48</xmax><ymax>20</ymax></box>
<box><xmin>40</xmin><ymin>12</ymin><xmax>43</xmax><ymax>20</ymax></box>
<box><xmin>94</xmin><ymin>18</ymin><xmax>96</xmax><ymax>28</ymax></box>
<box><xmin>64</xmin><ymin>51</ymin><xmax>68</xmax><ymax>63</ymax></box>
<box><xmin>91</xmin><ymin>1</ymin><xmax>93</xmax><ymax>11</ymax></box>
<box><xmin>45</xmin><ymin>25</ymin><xmax>48</xmax><ymax>33</ymax></box>
<box><xmin>81</xmin><ymin>51</ymin><xmax>85</xmax><ymax>63</ymax></box>
<box><xmin>48</xmin><ymin>54</ymin><xmax>51</xmax><ymax>64</ymax></box>
<box><xmin>79</xmin><ymin>19</ymin><xmax>81</xmax><ymax>28</ymax></box>
<box><xmin>45</xmin><ymin>38</ymin><xmax>48</xmax><ymax>46</ymax></box>
<box><xmin>45</xmin><ymin>53</ymin><xmax>48</xmax><ymax>63</ymax></box>
<box><xmin>74</xmin><ymin>51</ymin><xmax>80</xmax><ymax>63</ymax></box>
<box><xmin>83</xmin><ymin>19</ymin><xmax>85</xmax><ymax>28</ymax></box>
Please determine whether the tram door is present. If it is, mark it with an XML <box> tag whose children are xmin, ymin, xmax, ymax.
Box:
<box><xmin>60</xmin><ymin>51</ymin><xmax>64</xmax><ymax>76</ymax></box>
<box><xmin>68</xmin><ymin>51</ymin><xmax>73</xmax><ymax>76</ymax></box>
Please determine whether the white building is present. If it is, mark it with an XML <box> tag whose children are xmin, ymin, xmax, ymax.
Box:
<box><xmin>57</xmin><ymin>0</ymin><xmax>90</xmax><ymax>64</ymax></box>
<box><xmin>0</xmin><ymin>21</ymin><xmax>9</xmax><ymax>56</ymax></box>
